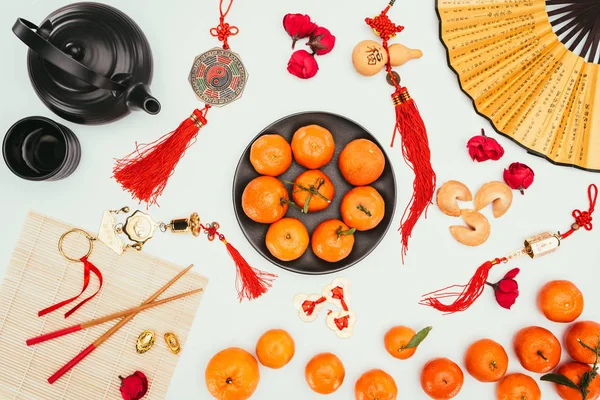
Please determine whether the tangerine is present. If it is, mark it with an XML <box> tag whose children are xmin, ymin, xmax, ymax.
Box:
<box><xmin>311</xmin><ymin>219</ymin><xmax>356</xmax><ymax>263</ymax></box>
<box><xmin>465</xmin><ymin>338</ymin><xmax>508</xmax><ymax>382</ymax></box>
<box><xmin>205</xmin><ymin>347</ymin><xmax>260</xmax><ymax>400</ymax></box>
<box><xmin>420</xmin><ymin>358</ymin><xmax>464</xmax><ymax>399</ymax></box>
<box><xmin>291</xmin><ymin>125</ymin><xmax>335</xmax><ymax>169</ymax></box>
<box><xmin>564</xmin><ymin>321</ymin><xmax>600</xmax><ymax>364</ymax></box>
<box><xmin>242</xmin><ymin>176</ymin><xmax>289</xmax><ymax>224</ymax></box>
<box><xmin>513</xmin><ymin>326</ymin><xmax>561</xmax><ymax>373</ymax></box>
<box><xmin>291</xmin><ymin>170</ymin><xmax>335</xmax><ymax>213</ymax></box>
<box><xmin>265</xmin><ymin>218</ymin><xmax>309</xmax><ymax>262</ymax></box>
<box><xmin>355</xmin><ymin>369</ymin><xmax>398</xmax><ymax>400</ymax></box>
<box><xmin>341</xmin><ymin>186</ymin><xmax>385</xmax><ymax>231</ymax></box>
<box><xmin>537</xmin><ymin>280</ymin><xmax>584</xmax><ymax>323</ymax></box>
<box><xmin>339</xmin><ymin>139</ymin><xmax>385</xmax><ymax>186</ymax></box>
<box><xmin>496</xmin><ymin>373</ymin><xmax>541</xmax><ymax>400</ymax></box>
<box><xmin>554</xmin><ymin>362</ymin><xmax>600</xmax><ymax>400</ymax></box>
<box><xmin>384</xmin><ymin>326</ymin><xmax>418</xmax><ymax>360</ymax></box>
<box><xmin>255</xmin><ymin>329</ymin><xmax>295</xmax><ymax>369</ymax></box>
<box><xmin>250</xmin><ymin>134</ymin><xmax>292</xmax><ymax>176</ymax></box>
<box><xmin>305</xmin><ymin>352</ymin><xmax>345</xmax><ymax>395</ymax></box>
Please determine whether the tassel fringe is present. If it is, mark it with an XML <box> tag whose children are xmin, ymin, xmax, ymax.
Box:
<box><xmin>113</xmin><ymin>107</ymin><xmax>210</xmax><ymax>206</ymax></box>
<box><xmin>224</xmin><ymin>241</ymin><xmax>277</xmax><ymax>301</ymax></box>
<box><xmin>392</xmin><ymin>88</ymin><xmax>437</xmax><ymax>259</ymax></box>
<box><xmin>419</xmin><ymin>259</ymin><xmax>499</xmax><ymax>314</ymax></box>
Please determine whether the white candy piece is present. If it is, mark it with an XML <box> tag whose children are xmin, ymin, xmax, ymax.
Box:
<box><xmin>326</xmin><ymin>310</ymin><xmax>357</xmax><ymax>339</ymax></box>
<box><xmin>322</xmin><ymin>277</ymin><xmax>351</xmax><ymax>311</ymax></box>
<box><xmin>293</xmin><ymin>293</ymin><xmax>326</xmax><ymax>323</ymax></box>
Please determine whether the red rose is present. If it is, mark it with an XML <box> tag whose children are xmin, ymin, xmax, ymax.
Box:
<box><xmin>283</xmin><ymin>13</ymin><xmax>316</xmax><ymax>49</ymax></box>
<box><xmin>287</xmin><ymin>50</ymin><xmax>319</xmax><ymax>79</ymax></box>
<box><xmin>466</xmin><ymin>129</ymin><xmax>505</xmax><ymax>162</ymax></box>
<box><xmin>487</xmin><ymin>268</ymin><xmax>520</xmax><ymax>310</ymax></box>
<box><xmin>306</xmin><ymin>26</ymin><xmax>336</xmax><ymax>56</ymax></box>
<box><xmin>119</xmin><ymin>371</ymin><xmax>148</xmax><ymax>400</ymax></box>
<box><xmin>504</xmin><ymin>162</ymin><xmax>535</xmax><ymax>195</ymax></box>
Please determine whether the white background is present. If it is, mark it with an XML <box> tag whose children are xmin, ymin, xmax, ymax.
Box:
<box><xmin>1</xmin><ymin>0</ymin><xmax>599</xmax><ymax>399</ymax></box>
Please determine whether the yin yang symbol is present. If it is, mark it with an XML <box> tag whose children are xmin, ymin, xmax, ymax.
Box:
<box><xmin>206</xmin><ymin>64</ymin><xmax>230</xmax><ymax>89</ymax></box>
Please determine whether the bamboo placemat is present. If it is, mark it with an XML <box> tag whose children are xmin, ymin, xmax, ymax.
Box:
<box><xmin>0</xmin><ymin>211</ymin><xmax>208</xmax><ymax>400</ymax></box>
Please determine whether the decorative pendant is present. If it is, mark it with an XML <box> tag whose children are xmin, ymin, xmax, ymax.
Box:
<box><xmin>96</xmin><ymin>207</ymin><xmax>276</xmax><ymax>302</ymax></box>
<box><xmin>189</xmin><ymin>47</ymin><xmax>248</xmax><ymax>107</ymax></box>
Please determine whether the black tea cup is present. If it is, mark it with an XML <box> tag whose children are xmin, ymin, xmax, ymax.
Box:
<box><xmin>3</xmin><ymin>116</ymin><xmax>80</xmax><ymax>181</ymax></box>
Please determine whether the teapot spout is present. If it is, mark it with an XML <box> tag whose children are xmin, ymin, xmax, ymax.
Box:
<box><xmin>125</xmin><ymin>82</ymin><xmax>161</xmax><ymax>115</ymax></box>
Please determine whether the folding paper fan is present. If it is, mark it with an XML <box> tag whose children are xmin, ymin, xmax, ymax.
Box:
<box><xmin>436</xmin><ymin>0</ymin><xmax>600</xmax><ymax>171</ymax></box>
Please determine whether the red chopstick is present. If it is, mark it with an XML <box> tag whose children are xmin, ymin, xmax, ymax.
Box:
<box><xmin>27</xmin><ymin>288</ymin><xmax>203</xmax><ymax>346</ymax></box>
<box><xmin>47</xmin><ymin>264</ymin><xmax>194</xmax><ymax>384</ymax></box>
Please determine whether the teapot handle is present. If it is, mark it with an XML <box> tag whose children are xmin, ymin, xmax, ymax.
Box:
<box><xmin>12</xmin><ymin>18</ymin><xmax>126</xmax><ymax>92</ymax></box>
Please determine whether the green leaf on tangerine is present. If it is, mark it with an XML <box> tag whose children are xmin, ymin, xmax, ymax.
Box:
<box><xmin>540</xmin><ymin>374</ymin><xmax>580</xmax><ymax>390</ymax></box>
<box><xmin>403</xmin><ymin>326</ymin><xmax>433</xmax><ymax>350</ymax></box>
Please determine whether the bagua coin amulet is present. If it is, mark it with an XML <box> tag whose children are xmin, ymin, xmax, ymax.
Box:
<box><xmin>112</xmin><ymin>0</ymin><xmax>247</xmax><ymax>206</ymax></box>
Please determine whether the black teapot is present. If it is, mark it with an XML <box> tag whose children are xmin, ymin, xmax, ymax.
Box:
<box><xmin>12</xmin><ymin>2</ymin><xmax>160</xmax><ymax>125</ymax></box>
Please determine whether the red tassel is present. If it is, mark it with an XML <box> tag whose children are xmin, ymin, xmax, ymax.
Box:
<box><xmin>113</xmin><ymin>106</ymin><xmax>210</xmax><ymax>206</ymax></box>
<box><xmin>223</xmin><ymin>240</ymin><xmax>277</xmax><ymax>301</ymax></box>
<box><xmin>419</xmin><ymin>259</ymin><xmax>501</xmax><ymax>314</ymax></box>
<box><xmin>391</xmin><ymin>87</ymin><xmax>437</xmax><ymax>259</ymax></box>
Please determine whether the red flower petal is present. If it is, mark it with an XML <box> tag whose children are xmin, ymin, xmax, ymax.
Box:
<box><xmin>498</xmin><ymin>279</ymin><xmax>518</xmax><ymax>293</ymax></box>
<box><xmin>495</xmin><ymin>289</ymin><xmax>519</xmax><ymax>309</ymax></box>
<box><xmin>503</xmin><ymin>268</ymin><xmax>520</xmax><ymax>279</ymax></box>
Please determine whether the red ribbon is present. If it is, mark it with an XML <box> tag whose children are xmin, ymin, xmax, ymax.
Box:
<box><xmin>334</xmin><ymin>315</ymin><xmax>350</xmax><ymax>331</ymax></box>
<box><xmin>38</xmin><ymin>256</ymin><xmax>103</xmax><ymax>318</ymax></box>
<box><xmin>330</xmin><ymin>286</ymin><xmax>349</xmax><ymax>311</ymax></box>
<box><xmin>302</xmin><ymin>296</ymin><xmax>326</xmax><ymax>316</ymax></box>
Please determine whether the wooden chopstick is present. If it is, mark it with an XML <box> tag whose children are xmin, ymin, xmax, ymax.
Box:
<box><xmin>47</xmin><ymin>264</ymin><xmax>195</xmax><ymax>384</ymax></box>
<box><xmin>27</xmin><ymin>288</ymin><xmax>203</xmax><ymax>346</ymax></box>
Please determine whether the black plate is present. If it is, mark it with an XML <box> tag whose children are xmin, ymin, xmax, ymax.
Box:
<box><xmin>232</xmin><ymin>112</ymin><xmax>397</xmax><ymax>275</ymax></box>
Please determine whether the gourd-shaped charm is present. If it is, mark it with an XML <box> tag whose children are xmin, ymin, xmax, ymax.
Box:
<box><xmin>352</xmin><ymin>40</ymin><xmax>422</xmax><ymax>77</ymax></box>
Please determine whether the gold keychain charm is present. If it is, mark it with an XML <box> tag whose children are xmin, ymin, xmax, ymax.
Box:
<box><xmin>98</xmin><ymin>208</ymin><xmax>205</xmax><ymax>254</ymax></box>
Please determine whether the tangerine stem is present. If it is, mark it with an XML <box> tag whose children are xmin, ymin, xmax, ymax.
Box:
<box><xmin>336</xmin><ymin>226</ymin><xmax>356</xmax><ymax>239</ymax></box>
<box><xmin>281</xmin><ymin>198</ymin><xmax>303</xmax><ymax>212</ymax></box>
<box><xmin>537</xmin><ymin>350</ymin><xmax>548</xmax><ymax>361</ymax></box>
<box><xmin>357</xmin><ymin>204</ymin><xmax>372</xmax><ymax>217</ymax></box>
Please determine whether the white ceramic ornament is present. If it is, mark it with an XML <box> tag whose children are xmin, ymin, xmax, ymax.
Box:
<box><xmin>326</xmin><ymin>310</ymin><xmax>357</xmax><ymax>339</ymax></box>
<box><xmin>322</xmin><ymin>277</ymin><xmax>350</xmax><ymax>311</ymax></box>
<box><xmin>293</xmin><ymin>293</ymin><xmax>326</xmax><ymax>323</ymax></box>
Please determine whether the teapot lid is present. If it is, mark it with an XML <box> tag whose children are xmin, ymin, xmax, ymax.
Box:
<box><xmin>19</xmin><ymin>2</ymin><xmax>158</xmax><ymax>125</ymax></box>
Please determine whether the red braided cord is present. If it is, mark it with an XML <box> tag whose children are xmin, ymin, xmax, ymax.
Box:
<box><xmin>210</xmin><ymin>0</ymin><xmax>239</xmax><ymax>50</ymax></box>
<box><xmin>561</xmin><ymin>184</ymin><xmax>598</xmax><ymax>239</ymax></box>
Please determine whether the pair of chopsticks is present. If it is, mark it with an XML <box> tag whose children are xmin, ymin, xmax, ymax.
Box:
<box><xmin>26</xmin><ymin>264</ymin><xmax>201</xmax><ymax>384</ymax></box>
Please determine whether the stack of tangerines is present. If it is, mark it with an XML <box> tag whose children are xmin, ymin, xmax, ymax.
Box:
<box><xmin>241</xmin><ymin>124</ymin><xmax>386</xmax><ymax>263</ymax></box>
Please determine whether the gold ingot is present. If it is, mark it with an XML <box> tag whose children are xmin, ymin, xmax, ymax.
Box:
<box><xmin>136</xmin><ymin>330</ymin><xmax>155</xmax><ymax>354</ymax></box>
<box><xmin>164</xmin><ymin>332</ymin><xmax>181</xmax><ymax>354</ymax></box>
